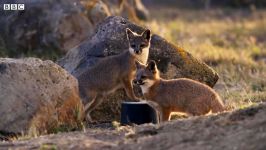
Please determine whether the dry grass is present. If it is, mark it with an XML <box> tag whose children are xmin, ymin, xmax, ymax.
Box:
<box><xmin>145</xmin><ymin>7</ymin><xmax>266</xmax><ymax>110</ymax></box>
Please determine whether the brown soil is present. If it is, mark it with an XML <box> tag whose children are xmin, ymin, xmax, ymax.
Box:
<box><xmin>1</xmin><ymin>103</ymin><xmax>266</xmax><ymax>150</ymax></box>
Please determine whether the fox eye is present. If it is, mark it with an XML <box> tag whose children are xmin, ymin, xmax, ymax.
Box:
<box><xmin>131</xmin><ymin>44</ymin><xmax>136</xmax><ymax>48</ymax></box>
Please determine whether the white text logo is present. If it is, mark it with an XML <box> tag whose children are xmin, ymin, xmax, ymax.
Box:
<box><xmin>4</xmin><ymin>4</ymin><xmax>24</xmax><ymax>10</ymax></box>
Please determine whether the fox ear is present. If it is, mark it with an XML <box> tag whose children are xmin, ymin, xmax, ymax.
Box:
<box><xmin>135</xmin><ymin>61</ymin><xmax>142</xmax><ymax>69</ymax></box>
<box><xmin>142</xmin><ymin>29</ymin><xmax>151</xmax><ymax>41</ymax></box>
<box><xmin>148</xmin><ymin>60</ymin><xmax>157</xmax><ymax>73</ymax></box>
<box><xmin>126</xmin><ymin>28</ymin><xmax>134</xmax><ymax>40</ymax></box>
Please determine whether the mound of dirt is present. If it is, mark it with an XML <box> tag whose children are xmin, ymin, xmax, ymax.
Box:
<box><xmin>2</xmin><ymin>102</ymin><xmax>265</xmax><ymax>150</ymax></box>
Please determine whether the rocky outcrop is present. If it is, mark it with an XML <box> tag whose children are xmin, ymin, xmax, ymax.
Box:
<box><xmin>0</xmin><ymin>0</ymin><xmax>106</xmax><ymax>58</ymax></box>
<box><xmin>0</xmin><ymin>0</ymin><xmax>149</xmax><ymax>59</ymax></box>
<box><xmin>79</xmin><ymin>0</ymin><xmax>111</xmax><ymax>25</ymax></box>
<box><xmin>0</xmin><ymin>58</ymin><xmax>84</xmax><ymax>135</ymax></box>
<box><xmin>58</xmin><ymin>16</ymin><xmax>219</xmax><ymax>121</ymax></box>
<box><xmin>2</xmin><ymin>103</ymin><xmax>266</xmax><ymax>150</ymax></box>
<box><xmin>103</xmin><ymin>0</ymin><xmax>149</xmax><ymax>22</ymax></box>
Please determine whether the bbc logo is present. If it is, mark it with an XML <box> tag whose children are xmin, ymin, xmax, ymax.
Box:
<box><xmin>3</xmin><ymin>4</ymin><xmax>25</xmax><ymax>10</ymax></box>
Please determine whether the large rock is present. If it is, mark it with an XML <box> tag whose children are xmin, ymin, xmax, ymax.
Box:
<box><xmin>0</xmin><ymin>0</ymin><xmax>149</xmax><ymax>59</ymax></box>
<box><xmin>0</xmin><ymin>0</ymin><xmax>102</xmax><ymax>58</ymax></box>
<box><xmin>58</xmin><ymin>16</ymin><xmax>219</xmax><ymax>121</ymax></box>
<box><xmin>0</xmin><ymin>58</ymin><xmax>84</xmax><ymax>135</ymax></box>
<box><xmin>79</xmin><ymin>0</ymin><xmax>111</xmax><ymax>25</ymax></box>
<box><xmin>103</xmin><ymin>0</ymin><xmax>149</xmax><ymax>22</ymax></box>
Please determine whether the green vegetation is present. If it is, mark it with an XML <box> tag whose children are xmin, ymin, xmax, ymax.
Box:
<box><xmin>0</xmin><ymin>47</ymin><xmax>62</xmax><ymax>61</ymax></box>
<box><xmin>40</xmin><ymin>143</ymin><xmax>57</xmax><ymax>150</ymax></box>
<box><xmin>147</xmin><ymin>8</ymin><xmax>266</xmax><ymax>110</ymax></box>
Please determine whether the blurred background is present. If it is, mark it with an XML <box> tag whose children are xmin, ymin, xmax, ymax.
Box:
<box><xmin>0</xmin><ymin>0</ymin><xmax>266</xmax><ymax>110</ymax></box>
<box><xmin>142</xmin><ymin>0</ymin><xmax>266</xmax><ymax>110</ymax></box>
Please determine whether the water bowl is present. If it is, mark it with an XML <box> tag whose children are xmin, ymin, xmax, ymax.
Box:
<box><xmin>120</xmin><ymin>101</ymin><xmax>159</xmax><ymax>125</ymax></box>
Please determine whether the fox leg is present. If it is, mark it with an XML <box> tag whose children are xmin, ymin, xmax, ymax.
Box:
<box><xmin>162</xmin><ymin>107</ymin><xmax>171</xmax><ymax>121</ymax></box>
<box><xmin>122</xmin><ymin>78</ymin><xmax>139</xmax><ymax>101</ymax></box>
<box><xmin>84</xmin><ymin>94</ymin><xmax>104</xmax><ymax>122</ymax></box>
<box><xmin>79</xmin><ymin>88</ymin><xmax>96</xmax><ymax>122</ymax></box>
<box><xmin>84</xmin><ymin>96</ymin><xmax>96</xmax><ymax>122</ymax></box>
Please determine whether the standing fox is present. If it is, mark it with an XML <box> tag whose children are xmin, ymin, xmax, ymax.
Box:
<box><xmin>134</xmin><ymin>60</ymin><xmax>225</xmax><ymax>121</ymax></box>
<box><xmin>79</xmin><ymin>28</ymin><xmax>151</xmax><ymax>122</ymax></box>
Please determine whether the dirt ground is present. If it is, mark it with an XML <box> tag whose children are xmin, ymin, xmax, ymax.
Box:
<box><xmin>1</xmin><ymin>102</ymin><xmax>266</xmax><ymax>150</ymax></box>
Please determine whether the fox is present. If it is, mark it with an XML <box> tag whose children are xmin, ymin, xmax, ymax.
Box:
<box><xmin>134</xmin><ymin>60</ymin><xmax>225</xmax><ymax>121</ymax></box>
<box><xmin>78</xmin><ymin>28</ymin><xmax>151</xmax><ymax>122</ymax></box>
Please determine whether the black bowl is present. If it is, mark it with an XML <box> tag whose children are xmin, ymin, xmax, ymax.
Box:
<box><xmin>120</xmin><ymin>101</ymin><xmax>159</xmax><ymax>125</ymax></box>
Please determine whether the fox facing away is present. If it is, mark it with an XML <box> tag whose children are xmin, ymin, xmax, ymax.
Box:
<box><xmin>78</xmin><ymin>28</ymin><xmax>151</xmax><ymax>122</ymax></box>
<box><xmin>134</xmin><ymin>60</ymin><xmax>225</xmax><ymax>121</ymax></box>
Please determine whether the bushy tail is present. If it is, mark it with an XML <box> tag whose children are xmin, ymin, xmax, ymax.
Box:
<box><xmin>211</xmin><ymin>95</ymin><xmax>225</xmax><ymax>113</ymax></box>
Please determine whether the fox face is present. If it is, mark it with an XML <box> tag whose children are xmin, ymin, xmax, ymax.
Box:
<box><xmin>134</xmin><ymin>60</ymin><xmax>159</xmax><ymax>89</ymax></box>
<box><xmin>126</xmin><ymin>28</ymin><xmax>151</xmax><ymax>55</ymax></box>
